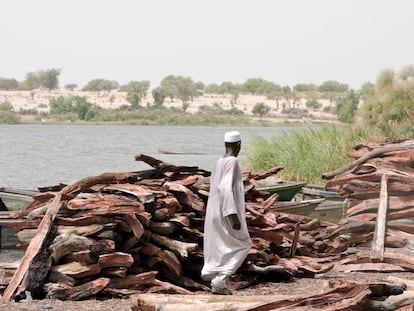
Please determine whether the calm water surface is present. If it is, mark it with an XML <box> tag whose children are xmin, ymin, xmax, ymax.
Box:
<box><xmin>0</xmin><ymin>125</ymin><xmax>306</xmax><ymax>189</ymax></box>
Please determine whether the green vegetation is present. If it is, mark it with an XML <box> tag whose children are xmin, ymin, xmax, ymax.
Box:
<box><xmin>245</xmin><ymin>65</ymin><xmax>414</xmax><ymax>184</ymax></box>
<box><xmin>252</xmin><ymin>102</ymin><xmax>271</xmax><ymax>120</ymax></box>
<box><xmin>49</xmin><ymin>96</ymin><xmax>101</xmax><ymax>121</ymax></box>
<box><xmin>88</xmin><ymin>106</ymin><xmax>251</xmax><ymax>126</ymax></box>
<box><xmin>82</xmin><ymin>79</ymin><xmax>119</xmax><ymax>92</ymax></box>
<box><xmin>244</xmin><ymin>126</ymin><xmax>367</xmax><ymax>184</ymax></box>
<box><xmin>358</xmin><ymin>66</ymin><xmax>414</xmax><ymax>140</ymax></box>
<box><xmin>0</xmin><ymin>101</ymin><xmax>19</xmax><ymax>123</ymax></box>
<box><xmin>18</xmin><ymin>68</ymin><xmax>61</xmax><ymax>91</ymax></box>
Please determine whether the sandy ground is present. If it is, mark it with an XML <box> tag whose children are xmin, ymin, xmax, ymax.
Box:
<box><xmin>1</xmin><ymin>249</ymin><xmax>414</xmax><ymax>310</ymax></box>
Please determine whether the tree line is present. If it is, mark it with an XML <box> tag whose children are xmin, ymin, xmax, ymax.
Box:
<box><xmin>1</xmin><ymin>65</ymin><xmax>413</xmax><ymax>125</ymax></box>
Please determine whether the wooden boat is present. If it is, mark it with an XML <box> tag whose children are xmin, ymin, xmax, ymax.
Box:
<box><xmin>295</xmin><ymin>184</ymin><xmax>347</xmax><ymax>223</ymax></box>
<box><xmin>297</xmin><ymin>184</ymin><xmax>343</xmax><ymax>201</ymax></box>
<box><xmin>256</xmin><ymin>181</ymin><xmax>307</xmax><ymax>201</ymax></box>
<box><xmin>0</xmin><ymin>187</ymin><xmax>38</xmax><ymax>211</ymax></box>
<box><xmin>158</xmin><ymin>149</ymin><xmax>206</xmax><ymax>155</ymax></box>
<box><xmin>269</xmin><ymin>198</ymin><xmax>325</xmax><ymax>215</ymax></box>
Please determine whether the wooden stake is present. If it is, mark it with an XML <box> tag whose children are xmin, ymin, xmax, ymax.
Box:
<box><xmin>371</xmin><ymin>174</ymin><xmax>389</xmax><ymax>262</ymax></box>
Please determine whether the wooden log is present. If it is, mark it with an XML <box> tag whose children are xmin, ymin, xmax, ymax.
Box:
<box><xmin>55</xmin><ymin>215</ymin><xmax>116</xmax><ymax>226</ymax></box>
<box><xmin>151</xmin><ymin>234</ymin><xmax>198</xmax><ymax>259</ymax></box>
<box><xmin>371</xmin><ymin>174</ymin><xmax>388</xmax><ymax>262</ymax></box>
<box><xmin>131</xmin><ymin>280</ymin><xmax>371</xmax><ymax>311</ymax></box>
<box><xmin>123</xmin><ymin>214</ymin><xmax>145</xmax><ymax>239</ymax></box>
<box><xmin>51</xmin><ymin>261</ymin><xmax>101</xmax><ymax>278</ymax></box>
<box><xmin>98</xmin><ymin>252</ymin><xmax>134</xmax><ymax>269</ymax></box>
<box><xmin>49</xmin><ymin>233</ymin><xmax>114</xmax><ymax>263</ymax></box>
<box><xmin>248</xmin><ymin>227</ymin><xmax>283</xmax><ymax>245</ymax></box>
<box><xmin>153</xmin><ymin>207</ymin><xmax>177</xmax><ymax>221</ymax></box>
<box><xmin>107</xmin><ymin>271</ymin><xmax>157</xmax><ymax>289</ymax></box>
<box><xmin>289</xmin><ymin>223</ymin><xmax>300</xmax><ymax>257</ymax></box>
<box><xmin>45</xmin><ymin>277</ymin><xmax>110</xmax><ymax>300</ymax></box>
<box><xmin>150</xmin><ymin>279</ymin><xmax>193</xmax><ymax>295</ymax></box>
<box><xmin>71</xmin><ymin>204</ymin><xmax>145</xmax><ymax>218</ymax></box>
<box><xmin>103</xmin><ymin>183</ymin><xmax>156</xmax><ymax>203</ymax></box>
<box><xmin>164</xmin><ymin>182</ymin><xmax>205</xmax><ymax>213</ymax></box>
<box><xmin>0</xmin><ymin>192</ymin><xmax>63</xmax><ymax>302</ymax></box>
<box><xmin>333</xmin><ymin>263</ymin><xmax>408</xmax><ymax>273</ymax></box>
<box><xmin>149</xmin><ymin>221</ymin><xmax>180</xmax><ymax>235</ymax></box>
<box><xmin>322</xmin><ymin>143</ymin><xmax>414</xmax><ymax>180</ymax></box>
<box><xmin>47</xmin><ymin>270</ymin><xmax>76</xmax><ymax>287</ymax></box>
<box><xmin>56</xmin><ymin>224</ymin><xmax>113</xmax><ymax>236</ymax></box>
<box><xmin>61</xmin><ymin>250</ymin><xmax>99</xmax><ymax>265</ymax></box>
<box><xmin>156</xmin><ymin>249</ymin><xmax>182</xmax><ymax>276</ymax></box>
<box><xmin>101</xmin><ymin>267</ymin><xmax>127</xmax><ymax>278</ymax></box>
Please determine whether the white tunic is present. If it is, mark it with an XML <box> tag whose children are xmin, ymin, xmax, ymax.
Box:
<box><xmin>201</xmin><ymin>156</ymin><xmax>251</xmax><ymax>281</ymax></box>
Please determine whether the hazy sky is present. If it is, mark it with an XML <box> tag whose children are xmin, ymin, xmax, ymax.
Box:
<box><xmin>1</xmin><ymin>0</ymin><xmax>413</xmax><ymax>89</ymax></box>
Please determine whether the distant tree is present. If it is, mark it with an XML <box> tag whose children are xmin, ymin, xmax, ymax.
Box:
<box><xmin>252</xmin><ymin>102</ymin><xmax>270</xmax><ymax>120</ymax></box>
<box><xmin>205</xmin><ymin>83</ymin><xmax>221</xmax><ymax>94</ymax></box>
<box><xmin>220</xmin><ymin>81</ymin><xmax>240</xmax><ymax>94</ymax></box>
<box><xmin>318</xmin><ymin>80</ymin><xmax>348</xmax><ymax>93</ymax></box>
<box><xmin>257</xmin><ymin>80</ymin><xmax>282</xmax><ymax>96</ymax></box>
<box><xmin>125</xmin><ymin>80</ymin><xmax>150</xmax><ymax>108</ymax></box>
<box><xmin>293</xmin><ymin>83</ymin><xmax>317</xmax><ymax>92</ymax></box>
<box><xmin>126</xmin><ymin>81</ymin><xmax>150</xmax><ymax>98</ymax></box>
<box><xmin>152</xmin><ymin>87</ymin><xmax>167</xmax><ymax>107</ymax></box>
<box><xmin>336</xmin><ymin>90</ymin><xmax>359</xmax><ymax>123</ymax></box>
<box><xmin>160</xmin><ymin>75</ymin><xmax>199</xmax><ymax>103</ymax></box>
<box><xmin>160</xmin><ymin>75</ymin><xmax>179</xmax><ymax>101</ymax></box>
<box><xmin>0</xmin><ymin>78</ymin><xmax>19</xmax><ymax>90</ymax></box>
<box><xmin>126</xmin><ymin>93</ymin><xmax>141</xmax><ymax>108</ymax></box>
<box><xmin>39</xmin><ymin>68</ymin><xmax>61</xmax><ymax>91</ymax></box>
<box><xmin>282</xmin><ymin>85</ymin><xmax>293</xmax><ymax>108</ymax></box>
<box><xmin>243</xmin><ymin>78</ymin><xmax>265</xmax><ymax>95</ymax></box>
<box><xmin>82</xmin><ymin>79</ymin><xmax>119</xmax><ymax>92</ymax></box>
<box><xmin>306</xmin><ymin>99</ymin><xmax>322</xmax><ymax>110</ymax></box>
<box><xmin>64</xmin><ymin>83</ymin><xmax>78</xmax><ymax>91</ymax></box>
<box><xmin>21</xmin><ymin>71</ymin><xmax>41</xmax><ymax>90</ymax></box>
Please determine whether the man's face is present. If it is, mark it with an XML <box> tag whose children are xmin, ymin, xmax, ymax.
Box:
<box><xmin>234</xmin><ymin>141</ymin><xmax>241</xmax><ymax>156</ymax></box>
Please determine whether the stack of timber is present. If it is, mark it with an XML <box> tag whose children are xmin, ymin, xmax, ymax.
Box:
<box><xmin>321</xmin><ymin>139</ymin><xmax>414</xmax><ymax>275</ymax></box>
<box><xmin>0</xmin><ymin>154</ymin><xmax>338</xmax><ymax>302</ymax></box>
<box><xmin>3</xmin><ymin>147</ymin><xmax>414</xmax><ymax>309</ymax></box>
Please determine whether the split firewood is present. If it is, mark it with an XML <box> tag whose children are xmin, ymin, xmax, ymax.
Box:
<box><xmin>98</xmin><ymin>252</ymin><xmax>134</xmax><ymax>269</ymax></box>
<box><xmin>61</xmin><ymin>250</ymin><xmax>99</xmax><ymax>265</ymax></box>
<box><xmin>322</xmin><ymin>142</ymin><xmax>414</xmax><ymax>180</ymax></box>
<box><xmin>51</xmin><ymin>261</ymin><xmax>101</xmax><ymax>278</ymax></box>
<box><xmin>151</xmin><ymin>233</ymin><xmax>198</xmax><ymax>259</ymax></box>
<box><xmin>107</xmin><ymin>271</ymin><xmax>157</xmax><ymax>289</ymax></box>
<box><xmin>44</xmin><ymin>277</ymin><xmax>110</xmax><ymax>300</ymax></box>
<box><xmin>49</xmin><ymin>233</ymin><xmax>114</xmax><ymax>263</ymax></box>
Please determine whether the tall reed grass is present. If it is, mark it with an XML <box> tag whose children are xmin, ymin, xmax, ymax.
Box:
<box><xmin>244</xmin><ymin>125</ymin><xmax>370</xmax><ymax>184</ymax></box>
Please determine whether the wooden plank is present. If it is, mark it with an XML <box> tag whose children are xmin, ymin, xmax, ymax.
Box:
<box><xmin>0</xmin><ymin>192</ymin><xmax>63</xmax><ymax>302</ymax></box>
<box><xmin>371</xmin><ymin>174</ymin><xmax>388</xmax><ymax>262</ymax></box>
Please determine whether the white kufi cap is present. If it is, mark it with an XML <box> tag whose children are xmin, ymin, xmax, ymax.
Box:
<box><xmin>224</xmin><ymin>131</ymin><xmax>241</xmax><ymax>143</ymax></box>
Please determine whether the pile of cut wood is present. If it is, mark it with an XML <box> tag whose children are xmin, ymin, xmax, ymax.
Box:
<box><xmin>321</xmin><ymin>139</ymin><xmax>414</xmax><ymax>274</ymax></box>
<box><xmin>2</xmin><ymin>140</ymin><xmax>414</xmax><ymax>310</ymax></box>
<box><xmin>0</xmin><ymin>153</ymin><xmax>336</xmax><ymax>302</ymax></box>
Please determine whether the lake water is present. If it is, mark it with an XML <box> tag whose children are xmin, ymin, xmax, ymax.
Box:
<box><xmin>0</xmin><ymin>125</ymin><xmax>307</xmax><ymax>189</ymax></box>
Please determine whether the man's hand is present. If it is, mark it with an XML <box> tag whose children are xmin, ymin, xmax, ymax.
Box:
<box><xmin>228</xmin><ymin>214</ymin><xmax>241</xmax><ymax>230</ymax></box>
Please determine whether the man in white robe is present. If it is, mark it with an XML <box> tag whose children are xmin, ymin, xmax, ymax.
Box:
<box><xmin>201</xmin><ymin>130</ymin><xmax>251</xmax><ymax>295</ymax></box>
